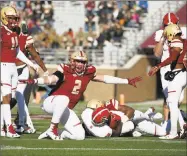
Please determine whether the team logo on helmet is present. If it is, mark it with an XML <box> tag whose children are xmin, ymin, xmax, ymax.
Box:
<box><xmin>164</xmin><ymin>24</ymin><xmax>182</xmax><ymax>42</ymax></box>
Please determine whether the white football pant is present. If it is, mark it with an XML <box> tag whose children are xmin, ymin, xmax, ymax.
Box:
<box><xmin>42</xmin><ymin>95</ymin><xmax>85</xmax><ymax>140</ymax></box>
<box><xmin>136</xmin><ymin>120</ymin><xmax>166</xmax><ymax>136</ymax></box>
<box><xmin>167</xmin><ymin>70</ymin><xmax>187</xmax><ymax>136</ymax></box>
<box><xmin>1</xmin><ymin>63</ymin><xmax>18</xmax><ymax>127</ymax></box>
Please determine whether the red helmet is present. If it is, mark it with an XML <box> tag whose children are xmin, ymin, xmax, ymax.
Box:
<box><xmin>92</xmin><ymin>107</ymin><xmax>110</xmax><ymax>126</ymax></box>
<box><xmin>163</xmin><ymin>13</ymin><xmax>179</xmax><ymax>26</ymax></box>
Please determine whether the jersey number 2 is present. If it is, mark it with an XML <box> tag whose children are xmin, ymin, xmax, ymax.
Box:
<box><xmin>72</xmin><ymin>80</ymin><xmax>82</xmax><ymax>95</ymax></box>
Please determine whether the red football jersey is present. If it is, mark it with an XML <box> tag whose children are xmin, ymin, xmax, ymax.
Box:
<box><xmin>51</xmin><ymin>64</ymin><xmax>96</xmax><ymax>109</ymax></box>
<box><xmin>0</xmin><ymin>25</ymin><xmax>19</xmax><ymax>63</ymax></box>
<box><xmin>169</xmin><ymin>39</ymin><xmax>187</xmax><ymax>64</ymax></box>
<box><xmin>15</xmin><ymin>33</ymin><xmax>34</xmax><ymax>64</ymax></box>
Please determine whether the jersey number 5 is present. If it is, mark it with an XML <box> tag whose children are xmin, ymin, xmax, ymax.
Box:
<box><xmin>72</xmin><ymin>80</ymin><xmax>82</xmax><ymax>95</ymax></box>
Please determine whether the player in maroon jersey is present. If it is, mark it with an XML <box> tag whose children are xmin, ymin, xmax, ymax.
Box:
<box><xmin>9</xmin><ymin>20</ymin><xmax>48</xmax><ymax>134</ymax></box>
<box><xmin>0</xmin><ymin>6</ymin><xmax>38</xmax><ymax>138</ymax></box>
<box><xmin>20</xmin><ymin>51</ymin><xmax>142</xmax><ymax>140</ymax></box>
<box><xmin>149</xmin><ymin>24</ymin><xmax>187</xmax><ymax>139</ymax></box>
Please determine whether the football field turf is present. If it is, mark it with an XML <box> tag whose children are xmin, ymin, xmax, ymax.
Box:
<box><xmin>0</xmin><ymin>101</ymin><xmax>187</xmax><ymax>156</ymax></box>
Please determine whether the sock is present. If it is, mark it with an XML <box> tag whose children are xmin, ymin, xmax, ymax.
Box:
<box><xmin>168</xmin><ymin>102</ymin><xmax>178</xmax><ymax>136</ymax></box>
<box><xmin>1</xmin><ymin>105</ymin><xmax>4</xmax><ymax>129</ymax></box>
<box><xmin>2</xmin><ymin>104</ymin><xmax>11</xmax><ymax>125</ymax></box>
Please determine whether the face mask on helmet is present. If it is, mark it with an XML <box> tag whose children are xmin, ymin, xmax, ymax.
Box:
<box><xmin>163</xmin><ymin>13</ymin><xmax>179</xmax><ymax>27</ymax></box>
<box><xmin>1</xmin><ymin>6</ymin><xmax>19</xmax><ymax>30</ymax></box>
<box><xmin>92</xmin><ymin>107</ymin><xmax>110</xmax><ymax>126</ymax></box>
<box><xmin>70</xmin><ymin>51</ymin><xmax>88</xmax><ymax>76</ymax></box>
<box><xmin>163</xmin><ymin>24</ymin><xmax>182</xmax><ymax>42</ymax></box>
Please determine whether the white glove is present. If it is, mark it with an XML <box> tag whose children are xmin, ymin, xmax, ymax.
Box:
<box><xmin>43</xmin><ymin>71</ymin><xmax>49</xmax><ymax>76</ymax></box>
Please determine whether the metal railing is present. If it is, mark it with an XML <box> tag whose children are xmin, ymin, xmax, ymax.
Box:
<box><xmin>38</xmin><ymin>48</ymin><xmax>125</xmax><ymax>67</ymax></box>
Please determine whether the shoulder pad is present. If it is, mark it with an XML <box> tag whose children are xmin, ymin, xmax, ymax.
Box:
<box><xmin>86</xmin><ymin>65</ymin><xmax>96</xmax><ymax>74</ymax></box>
<box><xmin>170</xmin><ymin>39</ymin><xmax>183</xmax><ymax>49</ymax></box>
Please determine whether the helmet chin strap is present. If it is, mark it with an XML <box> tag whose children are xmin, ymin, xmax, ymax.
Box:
<box><xmin>74</xmin><ymin>64</ymin><xmax>87</xmax><ymax>76</ymax></box>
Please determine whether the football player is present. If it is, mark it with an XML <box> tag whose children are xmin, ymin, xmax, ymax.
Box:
<box><xmin>11</xmin><ymin>19</ymin><xmax>48</xmax><ymax>134</ymax></box>
<box><xmin>81</xmin><ymin>100</ymin><xmax>135</xmax><ymax>137</ymax></box>
<box><xmin>20</xmin><ymin>51</ymin><xmax>142</xmax><ymax>140</ymax></box>
<box><xmin>0</xmin><ymin>6</ymin><xmax>38</xmax><ymax>138</ymax></box>
<box><xmin>82</xmin><ymin>99</ymin><xmax>166</xmax><ymax>138</ymax></box>
<box><xmin>149</xmin><ymin>24</ymin><xmax>187</xmax><ymax>139</ymax></box>
<box><xmin>153</xmin><ymin>13</ymin><xmax>186</xmax><ymax>132</ymax></box>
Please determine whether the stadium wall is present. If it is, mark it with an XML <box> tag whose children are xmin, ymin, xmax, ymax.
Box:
<box><xmin>40</xmin><ymin>55</ymin><xmax>159</xmax><ymax>103</ymax></box>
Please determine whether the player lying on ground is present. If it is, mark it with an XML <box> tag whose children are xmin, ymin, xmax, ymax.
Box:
<box><xmin>20</xmin><ymin>51</ymin><xmax>142</xmax><ymax>140</ymax></box>
<box><xmin>81</xmin><ymin>99</ymin><xmax>170</xmax><ymax>138</ymax></box>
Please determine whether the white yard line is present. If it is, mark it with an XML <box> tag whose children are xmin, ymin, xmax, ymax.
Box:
<box><xmin>1</xmin><ymin>146</ymin><xmax>186</xmax><ymax>152</ymax></box>
<box><xmin>1</xmin><ymin>138</ymin><xmax>186</xmax><ymax>144</ymax></box>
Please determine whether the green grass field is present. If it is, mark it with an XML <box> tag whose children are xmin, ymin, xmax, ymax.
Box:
<box><xmin>0</xmin><ymin>101</ymin><xmax>187</xmax><ymax>156</ymax></box>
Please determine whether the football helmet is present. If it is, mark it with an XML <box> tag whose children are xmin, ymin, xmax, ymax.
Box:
<box><xmin>163</xmin><ymin>13</ymin><xmax>179</xmax><ymax>26</ymax></box>
<box><xmin>70</xmin><ymin>51</ymin><xmax>88</xmax><ymax>76</ymax></box>
<box><xmin>163</xmin><ymin>24</ymin><xmax>182</xmax><ymax>42</ymax></box>
<box><xmin>87</xmin><ymin>99</ymin><xmax>104</xmax><ymax>109</ymax></box>
<box><xmin>1</xmin><ymin>6</ymin><xmax>19</xmax><ymax>30</ymax></box>
<box><xmin>92</xmin><ymin>107</ymin><xmax>110</xmax><ymax>126</ymax></box>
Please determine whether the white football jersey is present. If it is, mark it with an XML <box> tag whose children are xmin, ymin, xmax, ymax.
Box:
<box><xmin>154</xmin><ymin>27</ymin><xmax>186</xmax><ymax>62</ymax></box>
<box><xmin>81</xmin><ymin>108</ymin><xmax>112</xmax><ymax>137</ymax></box>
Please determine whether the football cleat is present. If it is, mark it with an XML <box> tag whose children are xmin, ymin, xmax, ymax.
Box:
<box><xmin>15</xmin><ymin>125</ymin><xmax>24</xmax><ymax>133</ymax></box>
<box><xmin>159</xmin><ymin>134</ymin><xmax>179</xmax><ymax>140</ymax></box>
<box><xmin>180</xmin><ymin>124</ymin><xmax>187</xmax><ymax>139</ymax></box>
<box><xmin>38</xmin><ymin>130</ymin><xmax>48</xmax><ymax>140</ymax></box>
<box><xmin>24</xmin><ymin>126</ymin><xmax>36</xmax><ymax>134</ymax></box>
<box><xmin>46</xmin><ymin>127</ymin><xmax>63</xmax><ymax>141</ymax></box>
<box><xmin>0</xmin><ymin>127</ymin><xmax>6</xmax><ymax>137</ymax></box>
<box><xmin>6</xmin><ymin>124</ymin><xmax>20</xmax><ymax>138</ymax></box>
<box><xmin>132</xmin><ymin>131</ymin><xmax>142</xmax><ymax>137</ymax></box>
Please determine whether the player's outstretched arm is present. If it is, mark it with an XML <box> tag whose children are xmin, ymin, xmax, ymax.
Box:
<box><xmin>16</xmin><ymin>48</ymin><xmax>39</xmax><ymax>72</ymax></box>
<box><xmin>27</xmin><ymin>44</ymin><xmax>48</xmax><ymax>73</ymax></box>
<box><xmin>19</xmin><ymin>74</ymin><xmax>59</xmax><ymax>85</ymax></box>
<box><xmin>92</xmin><ymin>75</ymin><xmax>142</xmax><ymax>87</ymax></box>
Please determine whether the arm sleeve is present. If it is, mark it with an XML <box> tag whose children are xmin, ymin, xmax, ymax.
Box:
<box><xmin>16</xmin><ymin>48</ymin><xmax>35</xmax><ymax>68</ymax></box>
<box><xmin>103</xmin><ymin>75</ymin><xmax>128</xmax><ymax>84</ymax></box>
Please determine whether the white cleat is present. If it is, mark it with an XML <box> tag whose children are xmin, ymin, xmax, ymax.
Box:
<box><xmin>132</xmin><ymin>131</ymin><xmax>142</xmax><ymax>137</ymax></box>
<box><xmin>46</xmin><ymin>131</ymin><xmax>63</xmax><ymax>141</ymax></box>
<box><xmin>0</xmin><ymin>128</ymin><xmax>6</xmax><ymax>137</ymax></box>
<box><xmin>38</xmin><ymin>130</ymin><xmax>48</xmax><ymax>140</ymax></box>
<box><xmin>6</xmin><ymin>124</ymin><xmax>20</xmax><ymax>138</ymax></box>
<box><xmin>24</xmin><ymin>126</ymin><xmax>36</xmax><ymax>134</ymax></box>
<box><xmin>159</xmin><ymin>134</ymin><xmax>179</xmax><ymax>140</ymax></box>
